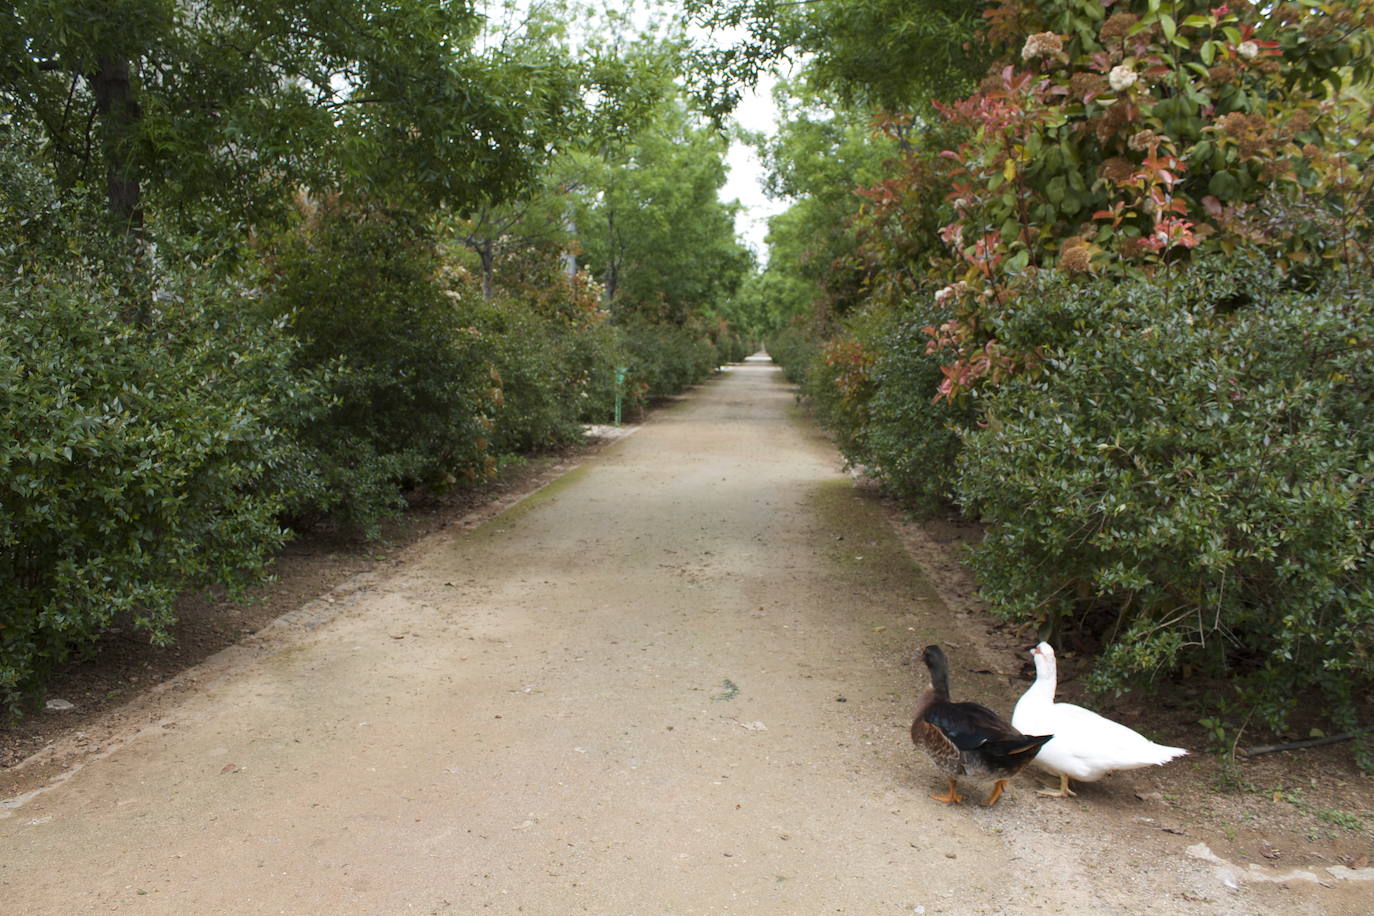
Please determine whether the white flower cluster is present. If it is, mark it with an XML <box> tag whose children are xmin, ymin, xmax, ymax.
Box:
<box><xmin>934</xmin><ymin>282</ymin><xmax>970</xmax><ymax>307</ymax></box>
<box><xmin>1109</xmin><ymin>65</ymin><xmax>1138</xmax><ymax>92</ymax></box>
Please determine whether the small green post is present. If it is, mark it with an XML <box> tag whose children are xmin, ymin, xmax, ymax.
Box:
<box><xmin>613</xmin><ymin>367</ymin><xmax>627</xmax><ymax>426</ymax></box>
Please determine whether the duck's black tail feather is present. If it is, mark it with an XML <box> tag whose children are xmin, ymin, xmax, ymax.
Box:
<box><xmin>981</xmin><ymin>733</ymin><xmax>1053</xmax><ymax>759</ymax></box>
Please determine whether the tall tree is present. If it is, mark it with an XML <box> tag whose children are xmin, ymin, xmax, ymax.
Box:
<box><xmin>685</xmin><ymin>0</ymin><xmax>989</xmax><ymax>117</ymax></box>
<box><xmin>574</xmin><ymin>92</ymin><xmax>751</xmax><ymax>323</ymax></box>
<box><xmin>0</xmin><ymin>0</ymin><xmax>581</xmax><ymax>246</ymax></box>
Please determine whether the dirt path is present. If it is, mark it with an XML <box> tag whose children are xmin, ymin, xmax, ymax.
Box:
<box><xmin>2</xmin><ymin>358</ymin><xmax>1370</xmax><ymax>914</ymax></box>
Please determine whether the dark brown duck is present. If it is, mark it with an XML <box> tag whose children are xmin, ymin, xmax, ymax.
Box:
<box><xmin>911</xmin><ymin>644</ymin><xmax>1053</xmax><ymax>806</ymax></box>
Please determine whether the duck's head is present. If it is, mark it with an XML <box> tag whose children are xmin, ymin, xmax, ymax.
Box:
<box><xmin>919</xmin><ymin>644</ymin><xmax>952</xmax><ymax>696</ymax></box>
<box><xmin>1030</xmin><ymin>641</ymin><xmax>1058</xmax><ymax>677</ymax></box>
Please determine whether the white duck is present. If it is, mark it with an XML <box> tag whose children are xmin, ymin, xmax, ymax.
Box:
<box><xmin>1012</xmin><ymin>642</ymin><xmax>1188</xmax><ymax>797</ymax></box>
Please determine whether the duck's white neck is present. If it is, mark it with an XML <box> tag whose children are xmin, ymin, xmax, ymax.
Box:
<box><xmin>1029</xmin><ymin>648</ymin><xmax>1058</xmax><ymax>703</ymax></box>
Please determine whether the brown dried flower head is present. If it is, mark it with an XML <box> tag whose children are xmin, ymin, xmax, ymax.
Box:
<box><xmin>1208</xmin><ymin>64</ymin><xmax>1237</xmax><ymax>85</ymax></box>
<box><xmin>1128</xmin><ymin>128</ymin><xmax>1161</xmax><ymax>152</ymax></box>
<box><xmin>1099</xmin><ymin>12</ymin><xmax>1140</xmax><ymax>42</ymax></box>
<box><xmin>1100</xmin><ymin>156</ymin><xmax>1137</xmax><ymax>185</ymax></box>
<box><xmin>1069</xmin><ymin>72</ymin><xmax>1108</xmax><ymax>100</ymax></box>
<box><xmin>1287</xmin><ymin>110</ymin><xmax>1313</xmax><ymax>133</ymax></box>
<box><xmin>1217</xmin><ymin>112</ymin><xmax>1272</xmax><ymax>158</ymax></box>
<box><xmin>1094</xmin><ymin>102</ymin><xmax>1133</xmax><ymax>143</ymax></box>
<box><xmin>1059</xmin><ymin>238</ymin><xmax>1095</xmax><ymax>273</ymax></box>
<box><xmin>1119</xmin><ymin>236</ymin><xmax>1152</xmax><ymax>259</ymax></box>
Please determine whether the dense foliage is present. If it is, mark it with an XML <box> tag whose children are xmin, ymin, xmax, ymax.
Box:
<box><xmin>959</xmin><ymin>262</ymin><xmax>1374</xmax><ymax>731</ymax></box>
<box><xmin>260</xmin><ymin>196</ymin><xmax>501</xmax><ymax>537</ymax></box>
<box><xmin>0</xmin><ymin>264</ymin><xmax>309</xmax><ymax>715</ymax></box>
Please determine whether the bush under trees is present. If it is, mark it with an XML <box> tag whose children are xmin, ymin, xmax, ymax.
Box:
<box><xmin>957</xmin><ymin>262</ymin><xmax>1374</xmax><ymax>731</ymax></box>
<box><xmin>261</xmin><ymin>198</ymin><xmax>501</xmax><ymax>537</ymax></box>
<box><xmin>0</xmin><ymin>265</ymin><xmax>312</xmax><ymax>715</ymax></box>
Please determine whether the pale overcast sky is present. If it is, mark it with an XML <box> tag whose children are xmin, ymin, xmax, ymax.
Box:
<box><xmin>720</xmin><ymin>72</ymin><xmax>788</xmax><ymax>261</ymax></box>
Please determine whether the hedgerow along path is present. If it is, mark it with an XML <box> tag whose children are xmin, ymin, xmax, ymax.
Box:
<box><xmin>1</xmin><ymin>357</ymin><xmax>1361</xmax><ymax>914</ymax></box>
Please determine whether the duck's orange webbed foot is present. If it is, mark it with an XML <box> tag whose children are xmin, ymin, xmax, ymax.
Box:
<box><xmin>980</xmin><ymin>779</ymin><xmax>1008</xmax><ymax>807</ymax></box>
<box><xmin>929</xmin><ymin>778</ymin><xmax>964</xmax><ymax>804</ymax></box>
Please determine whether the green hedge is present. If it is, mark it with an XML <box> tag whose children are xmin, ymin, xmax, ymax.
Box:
<box><xmin>0</xmin><ymin>269</ymin><xmax>310</xmax><ymax>714</ymax></box>
<box><xmin>772</xmin><ymin>304</ymin><xmax>968</xmax><ymax>512</ymax></box>
<box><xmin>621</xmin><ymin>318</ymin><xmax>721</xmax><ymax>398</ymax></box>
<box><xmin>956</xmin><ymin>263</ymin><xmax>1374</xmax><ymax>729</ymax></box>
<box><xmin>462</xmin><ymin>295</ymin><xmax>628</xmax><ymax>451</ymax></box>
<box><xmin>860</xmin><ymin>308</ymin><xmax>970</xmax><ymax>513</ymax></box>
<box><xmin>262</xmin><ymin>201</ymin><xmax>497</xmax><ymax>537</ymax></box>
<box><xmin>764</xmin><ymin>323</ymin><xmax>819</xmax><ymax>386</ymax></box>
<box><xmin>711</xmin><ymin>325</ymin><xmax>754</xmax><ymax>365</ymax></box>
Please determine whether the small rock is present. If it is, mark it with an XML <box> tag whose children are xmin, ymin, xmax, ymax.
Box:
<box><xmin>739</xmin><ymin>721</ymin><xmax>767</xmax><ymax>731</ymax></box>
<box><xmin>1135</xmin><ymin>791</ymin><xmax>1164</xmax><ymax>803</ymax></box>
<box><xmin>45</xmin><ymin>698</ymin><xmax>75</xmax><ymax>712</ymax></box>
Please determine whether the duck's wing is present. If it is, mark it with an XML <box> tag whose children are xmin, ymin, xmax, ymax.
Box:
<box><xmin>1049</xmin><ymin>702</ymin><xmax>1187</xmax><ymax>766</ymax></box>
<box><xmin>912</xmin><ymin>711</ymin><xmax>963</xmax><ymax>769</ymax></box>
<box><xmin>927</xmin><ymin>700</ymin><xmax>1022</xmax><ymax>750</ymax></box>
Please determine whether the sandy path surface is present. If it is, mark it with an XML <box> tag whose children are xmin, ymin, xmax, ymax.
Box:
<box><xmin>2</xmin><ymin>359</ymin><xmax>1369</xmax><ymax>914</ymax></box>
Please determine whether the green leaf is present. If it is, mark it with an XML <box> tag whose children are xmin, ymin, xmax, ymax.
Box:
<box><xmin>1046</xmin><ymin>175</ymin><xmax>1068</xmax><ymax>204</ymax></box>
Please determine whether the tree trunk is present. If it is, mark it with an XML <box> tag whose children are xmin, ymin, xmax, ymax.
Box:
<box><xmin>603</xmin><ymin>210</ymin><xmax>618</xmax><ymax>303</ymax></box>
<box><xmin>92</xmin><ymin>55</ymin><xmax>143</xmax><ymax>235</ymax></box>
<box><xmin>479</xmin><ymin>242</ymin><xmax>495</xmax><ymax>300</ymax></box>
<box><xmin>93</xmin><ymin>55</ymin><xmax>150</xmax><ymax>322</ymax></box>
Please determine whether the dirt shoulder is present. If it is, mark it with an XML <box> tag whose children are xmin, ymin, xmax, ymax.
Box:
<box><xmin>2</xmin><ymin>362</ymin><xmax>1371</xmax><ymax>915</ymax></box>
